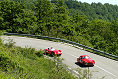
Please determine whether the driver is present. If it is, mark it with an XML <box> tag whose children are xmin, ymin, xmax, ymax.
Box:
<box><xmin>50</xmin><ymin>47</ymin><xmax>55</xmax><ymax>50</ymax></box>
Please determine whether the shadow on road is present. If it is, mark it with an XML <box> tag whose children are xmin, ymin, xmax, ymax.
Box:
<box><xmin>75</xmin><ymin>62</ymin><xmax>94</xmax><ymax>68</ymax></box>
<box><xmin>75</xmin><ymin>62</ymin><xmax>86</xmax><ymax>68</ymax></box>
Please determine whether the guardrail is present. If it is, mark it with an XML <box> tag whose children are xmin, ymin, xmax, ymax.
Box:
<box><xmin>4</xmin><ymin>32</ymin><xmax>118</xmax><ymax>59</ymax></box>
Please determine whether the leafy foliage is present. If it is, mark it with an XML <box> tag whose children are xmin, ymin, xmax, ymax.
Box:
<box><xmin>65</xmin><ymin>0</ymin><xmax>118</xmax><ymax>22</ymax></box>
<box><xmin>0</xmin><ymin>0</ymin><xmax>38</xmax><ymax>34</ymax></box>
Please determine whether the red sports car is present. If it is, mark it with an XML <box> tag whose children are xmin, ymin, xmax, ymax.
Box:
<box><xmin>44</xmin><ymin>47</ymin><xmax>62</xmax><ymax>56</ymax></box>
<box><xmin>77</xmin><ymin>55</ymin><xmax>95</xmax><ymax>66</ymax></box>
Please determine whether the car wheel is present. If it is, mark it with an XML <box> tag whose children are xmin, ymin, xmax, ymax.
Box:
<box><xmin>58</xmin><ymin>54</ymin><xmax>61</xmax><ymax>56</ymax></box>
<box><xmin>83</xmin><ymin>62</ymin><xmax>85</xmax><ymax>65</ymax></box>
<box><xmin>83</xmin><ymin>62</ymin><xmax>87</xmax><ymax>66</ymax></box>
<box><xmin>46</xmin><ymin>52</ymin><xmax>48</xmax><ymax>55</ymax></box>
<box><xmin>51</xmin><ymin>52</ymin><xmax>55</xmax><ymax>56</ymax></box>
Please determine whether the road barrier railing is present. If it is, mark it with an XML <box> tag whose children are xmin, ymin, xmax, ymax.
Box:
<box><xmin>4</xmin><ymin>32</ymin><xmax>118</xmax><ymax>60</ymax></box>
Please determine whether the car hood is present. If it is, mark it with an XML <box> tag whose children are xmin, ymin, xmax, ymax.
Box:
<box><xmin>53</xmin><ymin>50</ymin><xmax>62</xmax><ymax>54</ymax></box>
<box><xmin>82</xmin><ymin>59</ymin><xmax>94</xmax><ymax>63</ymax></box>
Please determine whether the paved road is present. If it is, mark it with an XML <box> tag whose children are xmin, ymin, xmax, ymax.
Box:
<box><xmin>1</xmin><ymin>36</ymin><xmax>118</xmax><ymax>79</ymax></box>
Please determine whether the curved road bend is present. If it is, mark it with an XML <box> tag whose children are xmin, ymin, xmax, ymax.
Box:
<box><xmin>1</xmin><ymin>36</ymin><xmax>118</xmax><ymax>79</ymax></box>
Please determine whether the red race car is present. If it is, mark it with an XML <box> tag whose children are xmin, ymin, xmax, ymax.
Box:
<box><xmin>77</xmin><ymin>55</ymin><xmax>95</xmax><ymax>66</ymax></box>
<box><xmin>44</xmin><ymin>47</ymin><xmax>62</xmax><ymax>56</ymax></box>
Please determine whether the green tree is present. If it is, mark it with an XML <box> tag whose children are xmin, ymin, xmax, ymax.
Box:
<box><xmin>0</xmin><ymin>0</ymin><xmax>37</xmax><ymax>34</ymax></box>
<box><xmin>52</xmin><ymin>0</ymin><xmax>69</xmax><ymax>37</ymax></box>
<box><xmin>0</xmin><ymin>0</ymin><xmax>25</xmax><ymax>30</ymax></box>
<box><xmin>34</xmin><ymin>0</ymin><xmax>53</xmax><ymax>35</ymax></box>
<box><xmin>13</xmin><ymin>10</ymin><xmax>38</xmax><ymax>34</ymax></box>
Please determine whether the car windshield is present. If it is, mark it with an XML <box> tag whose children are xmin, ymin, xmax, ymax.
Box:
<box><xmin>50</xmin><ymin>48</ymin><xmax>55</xmax><ymax>51</ymax></box>
<box><xmin>82</xmin><ymin>56</ymin><xmax>90</xmax><ymax>59</ymax></box>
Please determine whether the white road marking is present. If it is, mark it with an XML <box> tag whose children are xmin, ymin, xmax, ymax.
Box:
<box><xmin>94</xmin><ymin>65</ymin><xmax>118</xmax><ymax>78</ymax></box>
<box><xmin>67</xmin><ymin>53</ymin><xmax>78</xmax><ymax>58</ymax></box>
<box><xmin>65</xmin><ymin>52</ymin><xmax>118</xmax><ymax>78</ymax></box>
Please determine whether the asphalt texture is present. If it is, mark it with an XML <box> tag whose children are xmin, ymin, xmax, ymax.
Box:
<box><xmin>1</xmin><ymin>36</ymin><xmax>118</xmax><ymax>79</ymax></box>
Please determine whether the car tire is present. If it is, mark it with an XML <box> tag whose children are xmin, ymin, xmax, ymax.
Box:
<box><xmin>58</xmin><ymin>54</ymin><xmax>61</xmax><ymax>56</ymax></box>
<box><xmin>51</xmin><ymin>52</ymin><xmax>55</xmax><ymax>56</ymax></box>
<box><xmin>82</xmin><ymin>62</ymin><xmax>85</xmax><ymax>65</ymax></box>
<box><xmin>83</xmin><ymin>62</ymin><xmax>87</xmax><ymax>66</ymax></box>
